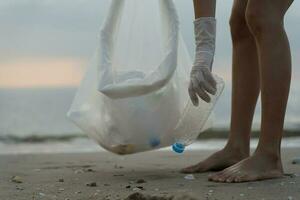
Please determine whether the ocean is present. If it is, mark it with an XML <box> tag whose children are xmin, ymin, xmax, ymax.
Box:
<box><xmin>1</xmin><ymin>81</ymin><xmax>300</xmax><ymax>142</ymax></box>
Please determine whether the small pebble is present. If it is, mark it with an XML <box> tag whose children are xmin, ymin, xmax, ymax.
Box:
<box><xmin>132</xmin><ymin>187</ymin><xmax>142</xmax><ymax>192</ymax></box>
<box><xmin>208</xmin><ymin>190</ymin><xmax>214</xmax><ymax>193</ymax></box>
<box><xmin>184</xmin><ymin>174</ymin><xmax>195</xmax><ymax>180</ymax></box>
<box><xmin>11</xmin><ymin>176</ymin><xmax>23</xmax><ymax>183</ymax></box>
<box><xmin>59</xmin><ymin>188</ymin><xmax>65</xmax><ymax>191</ymax></box>
<box><xmin>75</xmin><ymin>191</ymin><xmax>82</xmax><ymax>194</ymax></box>
<box><xmin>114</xmin><ymin>164</ymin><xmax>124</xmax><ymax>169</ymax></box>
<box><xmin>39</xmin><ymin>193</ymin><xmax>46</xmax><ymax>197</ymax></box>
<box><xmin>240</xmin><ymin>193</ymin><xmax>245</xmax><ymax>197</ymax></box>
<box><xmin>74</xmin><ymin>169</ymin><xmax>84</xmax><ymax>174</ymax></box>
<box><xmin>126</xmin><ymin>185</ymin><xmax>131</xmax><ymax>189</ymax></box>
<box><xmin>86</xmin><ymin>182</ymin><xmax>97</xmax><ymax>187</ymax></box>
<box><xmin>136</xmin><ymin>179</ymin><xmax>146</xmax><ymax>184</ymax></box>
<box><xmin>16</xmin><ymin>186</ymin><xmax>24</xmax><ymax>190</ymax></box>
<box><xmin>58</xmin><ymin>178</ymin><xmax>64</xmax><ymax>182</ymax></box>
<box><xmin>285</xmin><ymin>173</ymin><xmax>297</xmax><ymax>178</ymax></box>
<box><xmin>86</xmin><ymin>168</ymin><xmax>95</xmax><ymax>172</ymax></box>
<box><xmin>104</xmin><ymin>183</ymin><xmax>110</xmax><ymax>186</ymax></box>
<box><xmin>113</xmin><ymin>174</ymin><xmax>125</xmax><ymax>177</ymax></box>
<box><xmin>288</xmin><ymin>196</ymin><xmax>293</xmax><ymax>200</ymax></box>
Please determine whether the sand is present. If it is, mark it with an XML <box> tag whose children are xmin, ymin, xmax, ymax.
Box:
<box><xmin>1</xmin><ymin>148</ymin><xmax>300</xmax><ymax>200</ymax></box>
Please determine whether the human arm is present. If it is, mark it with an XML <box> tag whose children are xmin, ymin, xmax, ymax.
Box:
<box><xmin>189</xmin><ymin>0</ymin><xmax>217</xmax><ymax>105</ymax></box>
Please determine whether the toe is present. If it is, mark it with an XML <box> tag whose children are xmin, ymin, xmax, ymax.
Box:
<box><xmin>208</xmin><ymin>173</ymin><xmax>219</xmax><ymax>181</ymax></box>
<box><xmin>225</xmin><ymin>174</ymin><xmax>238</xmax><ymax>183</ymax></box>
<box><xmin>209</xmin><ymin>171</ymin><xmax>226</xmax><ymax>182</ymax></box>
<box><xmin>217</xmin><ymin>170</ymin><xmax>233</xmax><ymax>182</ymax></box>
<box><xmin>217</xmin><ymin>168</ymin><xmax>240</xmax><ymax>183</ymax></box>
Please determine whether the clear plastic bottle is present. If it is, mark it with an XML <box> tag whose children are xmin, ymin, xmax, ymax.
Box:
<box><xmin>172</xmin><ymin>75</ymin><xmax>225</xmax><ymax>153</ymax></box>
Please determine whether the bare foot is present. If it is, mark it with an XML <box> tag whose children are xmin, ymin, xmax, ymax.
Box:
<box><xmin>181</xmin><ymin>146</ymin><xmax>249</xmax><ymax>173</ymax></box>
<box><xmin>208</xmin><ymin>152</ymin><xmax>284</xmax><ymax>183</ymax></box>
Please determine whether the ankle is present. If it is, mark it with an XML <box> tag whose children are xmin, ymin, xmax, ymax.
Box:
<box><xmin>254</xmin><ymin>148</ymin><xmax>281</xmax><ymax>162</ymax></box>
<box><xmin>224</xmin><ymin>143</ymin><xmax>250</xmax><ymax>157</ymax></box>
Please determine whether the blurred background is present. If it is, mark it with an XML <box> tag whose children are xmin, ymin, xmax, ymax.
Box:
<box><xmin>1</xmin><ymin>0</ymin><xmax>299</xmax><ymax>154</ymax></box>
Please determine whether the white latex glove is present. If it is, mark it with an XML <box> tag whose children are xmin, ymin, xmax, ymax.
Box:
<box><xmin>189</xmin><ymin>17</ymin><xmax>217</xmax><ymax>105</ymax></box>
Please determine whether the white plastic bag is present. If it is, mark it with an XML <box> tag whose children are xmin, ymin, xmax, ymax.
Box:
<box><xmin>67</xmin><ymin>0</ymin><xmax>224</xmax><ymax>155</ymax></box>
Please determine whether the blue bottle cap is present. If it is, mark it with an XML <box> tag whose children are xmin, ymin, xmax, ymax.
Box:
<box><xmin>172</xmin><ymin>143</ymin><xmax>185</xmax><ymax>153</ymax></box>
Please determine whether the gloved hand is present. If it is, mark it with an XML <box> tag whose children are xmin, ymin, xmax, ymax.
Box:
<box><xmin>189</xmin><ymin>17</ymin><xmax>217</xmax><ymax>105</ymax></box>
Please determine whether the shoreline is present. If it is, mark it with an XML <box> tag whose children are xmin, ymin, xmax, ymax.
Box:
<box><xmin>1</xmin><ymin>137</ymin><xmax>300</xmax><ymax>155</ymax></box>
<box><xmin>1</xmin><ymin>129</ymin><xmax>300</xmax><ymax>144</ymax></box>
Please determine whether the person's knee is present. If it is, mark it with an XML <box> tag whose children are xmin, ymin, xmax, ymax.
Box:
<box><xmin>230</xmin><ymin>12</ymin><xmax>251</xmax><ymax>43</ymax></box>
<box><xmin>245</xmin><ymin>5</ymin><xmax>283</xmax><ymax>39</ymax></box>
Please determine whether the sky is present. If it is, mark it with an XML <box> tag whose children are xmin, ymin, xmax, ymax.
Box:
<box><xmin>0</xmin><ymin>0</ymin><xmax>299</xmax><ymax>88</ymax></box>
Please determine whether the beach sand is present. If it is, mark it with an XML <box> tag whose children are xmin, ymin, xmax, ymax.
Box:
<box><xmin>1</xmin><ymin>148</ymin><xmax>300</xmax><ymax>200</ymax></box>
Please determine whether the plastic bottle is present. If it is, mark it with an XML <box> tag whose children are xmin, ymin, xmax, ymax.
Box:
<box><xmin>172</xmin><ymin>76</ymin><xmax>225</xmax><ymax>154</ymax></box>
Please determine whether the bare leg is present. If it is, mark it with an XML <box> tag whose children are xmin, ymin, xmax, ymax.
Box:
<box><xmin>182</xmin><ymin>0</ymin><xmax>260</xmax><ymax>173</ymax></box>
<box><xmin>210</xmin><ymin>0</ymin><xmax>293</xmax><ymax>183</ymax></box>
<box><xmin>193</xmin><ymin>0</ymin><xmax>216</xmax><ymax>18</ymax></box>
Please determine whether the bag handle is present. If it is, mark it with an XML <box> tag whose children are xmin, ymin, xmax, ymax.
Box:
<box><xmin>97</xmin><ymin>0</ymin><xmax>180</xmax><ymax>99</ymax></box>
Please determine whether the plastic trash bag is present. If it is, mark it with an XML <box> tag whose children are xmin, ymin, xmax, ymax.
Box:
<box><xmin>67</xmin><ymin>0</ymin><xmax>224</xmax><ymax>155</ymax></box>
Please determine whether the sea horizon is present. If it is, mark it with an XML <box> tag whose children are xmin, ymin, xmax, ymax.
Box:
<box><xmin>1</xmin><ymin>84</ymin><xmax>299</xmax><ymax>144</ymax></box>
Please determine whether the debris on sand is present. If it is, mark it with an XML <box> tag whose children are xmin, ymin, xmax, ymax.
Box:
<box><xmin>84</xmin><ymin>168</ymin><xmax>96</xmax><ymax>172</ymax></box>
<box><xmin>114</xmin><ymin>164</ymin><xmax>124</xmax><ymax>169</ymax></box>
<box><xmin>39</xmin><ymin>192</ymin><xmax>46</xmax><ymax>197</ymax></box>
<box><xmin>136</xmin><ymin>179</ymin><xmax>147</xmax><ymax>184</ymax></box>
<box><xmin>124</xmin><ymin>193</ymin><xmax>199</xmax><ymax>200</ymax></box>
<box><xmin>16</xmin><ymin>186</ymin><xmax>24</xmax><ymax>190</ymax></box>
<box><xmin>184</xmin><ymin>174</ymin><xmax>195</xmax><ymax>180</ymax></box>
<box><xmin>74</xmin><ymin>169</ymin><xmax>84</xmax><ymax>174</ymax></box>
<box><xmin>173</xmin><ymin>195</ymin><xmax>199</xmax><ymax>200</ymax></box>
<box><xmin>132</xmin><ymin>186</ymin><xmax>144</xmax><ymax>191</ymax></box>
<box><xmin>285</xmin><ymin>173</ymin><xmax>299</xmax><ymax>178</ymax></box>
<box><xmin>124</xmin><ymin>192</ymin><xmax>172</xmax><ymax>200</ymax></box>
<box><xmin>86</xmin><ymin>182</ymin><xmax>97</xmax><ymax>187</ymax></box>
<box><xmin>132</xmin><ymin>187</ymin><xmax>142</xmax><ymax>192</ymax></box>
<box><xmin>11</xmin><ymin>176</ymin><xmax>23</xmax><ymax>183</ymax></box>
<box><xmin>114</xmin><ymin>174</ymin><xmax>125</xmax><ymax>177</ymax></box>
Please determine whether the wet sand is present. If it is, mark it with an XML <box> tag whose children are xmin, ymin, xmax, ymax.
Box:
<box><xmin>1</xmin><ymin>148</ymin><xmax>300</xmax><ymax>200</ymax></box>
